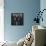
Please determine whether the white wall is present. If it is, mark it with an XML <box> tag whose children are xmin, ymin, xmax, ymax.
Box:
<box><xmin>0</xmin><ymin>0</ymin><xmax>4</xmax><ymax>42</ymax></box>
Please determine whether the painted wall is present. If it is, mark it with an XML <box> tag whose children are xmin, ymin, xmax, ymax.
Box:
<box><xmin>4</xmin><ymin>0</ymin><xmax>40</xmax><ymax>42</ymax></box>
<box><xmin>40</xmin><ymin>0</ymin><xmax>46</xmax><ymax>26</ymax></box>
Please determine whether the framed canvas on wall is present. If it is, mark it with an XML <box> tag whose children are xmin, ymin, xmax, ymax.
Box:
<box><xmin>11</xmin><ymin>13</ymin><xmax>24</xmax><ymax>26</ymax></box>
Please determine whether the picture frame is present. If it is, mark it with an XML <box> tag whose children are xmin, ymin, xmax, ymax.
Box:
<box><xmin>11</xmin><ymin>13</ymin><xmax>24</xmax><ymax>25</ymax></box>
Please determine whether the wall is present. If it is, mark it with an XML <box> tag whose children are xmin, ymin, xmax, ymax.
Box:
<box><xmin>4</xmin><ymin>0</ymin><xmax>40</xmax><ymax>42</ymax></box>
<box><xmin>40</xmin><ymin>0</ymin><xmax>46</xmax><ymax>26</ymax></box>
<box><xmin>0</xmin><ymin>0</ymin><xmax>4</xmax><ymax>42</ymax></box>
